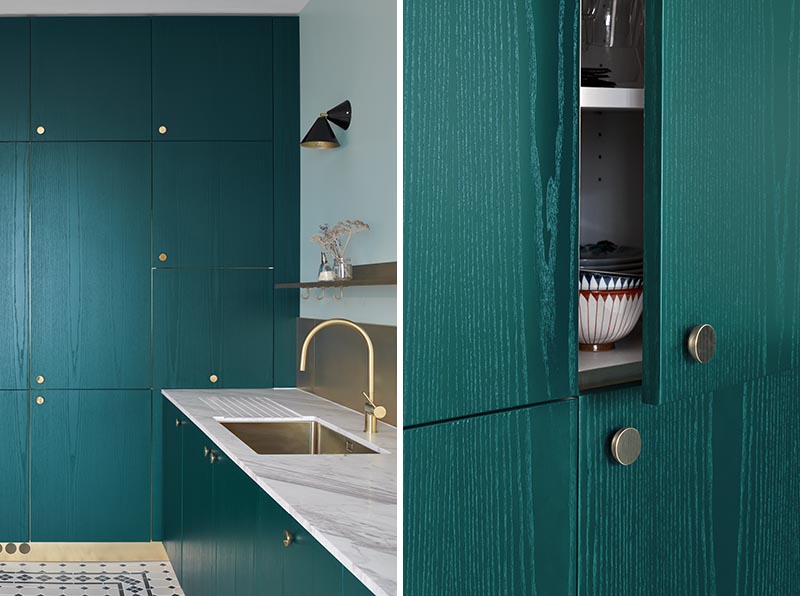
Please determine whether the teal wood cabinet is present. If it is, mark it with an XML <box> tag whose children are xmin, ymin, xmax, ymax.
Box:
<box><xmin>31</xmin><ymin>142</ymin><xmax>151</xmax><ymax>389</ymax></box>
<box><xmin>0</xmin><ymin>391</ymin><xmax>28</xmax><ymax>542</ymax></box>
<box><xmin>0</xmin><ymin>144</ymin><xmax>28</xmax><ymax>389</ymax></box>
<box><xmin>0</xmin><ymin>19</ymin><xmax>29</xmax><ymax>141</ymax></box>
<box><xmin>153</xmin><ymin>269</ymin><xmax>274</xmax><ymax>389</ymax></box>
<box><xmin>31</xmin><ymin>18</ymin><xmax>151</xmax><ymax>141</ymax></box>
<box><xmin>163</xmin><ymin>399</ymin><xmax>185</xmax><ymax>582</ymax></box>
<box><xmin>30</xmin><ymin>390</ymin><xmax>151</xmax><ymax>541</ymax></box>
<box><xmin>153</xmin><ymin>141</ymin><xmax>274</xmax><ymax>267</ymax></box>
<box><xmin>342</xmin><ymin>570</ymin><xmax>375</xmax><ymax>596</ymax></box>
<box><xmin>579</xmin><ymin>373</ymin><xmax>800</xmax><ymax>595</ymax></box>
<box><xmin>152</xmin><ymin>17</ymin><xmax>273</xmax><ymax>141</ymax></box>
<box><xmin>403</xmin><ymin>0</ymin><xmax>579</xmax><ymax>425</ymax></box>
<box><xmin>404</xmin><ymin>400</ymin><xmax>577</xmax><ymax>596</ymax></box>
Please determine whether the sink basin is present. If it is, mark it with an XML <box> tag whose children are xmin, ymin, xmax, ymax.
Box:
<box><xmin>221</xmin><ymin>420</ymin><xmax>380</xmax><ymax>455</ymax></box>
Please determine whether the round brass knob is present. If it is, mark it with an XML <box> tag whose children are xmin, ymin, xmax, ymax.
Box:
<box><xmin>687</xmin><ymin>324</ymin><xmax>716</xmax><ymax>364</ymax></box>
<box><xmin>210</xmin><ymin>451</ymin><xmax>220</xmax><ymax>464</ymax></box>
<box><xmin>175</xmin><ymin>418</ymin><xmax>183</xmax><ymax>428</ymax></box>
<box><xmin>35</xmin><ymin>375</ymin><xmax>45</xmax><ymax>384</ymax></box>
<box><xmin>610</xmin><ymin>427</ymin><xmax>641</xmax><ymax>466</ymax></box>
<box><xmin>158</xmin><ymin>125</ymin><xmax>167</xmax><ymax>135</ymax></box>
<box><xmin>36</xmin><ymin>125</ymin><xmax>45</xmax><ymax>135</ymax></box>
<box><xmin>158</xmin><ymin>253</ymin><xmax>168</xmax><ymax>262</ymax></box>
<box><xmin>35</xmin><ymin>396</ymin><xmax>45</xmax><ymax>405</ymax></box>
<box><xmin>282</xmin><ymin>529</ymin><xmax>294</xmax><ymax>548</ymax></box>
<box><xmin>203</xmin><ymin>446</ymin><xmax>210</xmax><ymax>457</ymax></box>
<box><xmin>209</xmin><ymin>374</ymin><xmax>218</xmax><ymax>383</ymax></box>
<box><xmin>373</xmin><ymin>405</ymin><xmax>387</xmax><ymax>419</ymax></box>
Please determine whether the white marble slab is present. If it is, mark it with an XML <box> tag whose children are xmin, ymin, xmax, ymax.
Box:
<box><xmin>162</xmin><ymin>388</ymin><xmax>397</xmax><ymax>596</ymax></box>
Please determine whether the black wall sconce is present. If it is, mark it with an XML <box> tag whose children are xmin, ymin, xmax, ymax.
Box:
<box><xmin>300</xmin><ymin>100</ymin><xmax>352</xmax><ymax>149</ymax></box>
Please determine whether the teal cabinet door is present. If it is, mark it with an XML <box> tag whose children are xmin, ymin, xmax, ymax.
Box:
<box><xmin>283</xmin><ymin>520</ymin><xmax>342</xmax><ymax>596</ymax></box>
<box><xmin>342</xmin><ymin>570</ymin><xmax>373</xmax><ymax>596</ymax></box>
<box><xmin>152</xmin><ymin>17</ymin><xmax>273</xmax><ymax>141</ymax></box>
<box><xmin>403</xmin><ymin>0</ymin><xmax>579</xmax><ymax>425</ymax></box>
<box><xmin>579</xmin><ymin>373</ymin><xmax>800</xmax><ymax>595</ymax></box>
<box><xmin>31</xmin><ymin>17</ymin><xmax>151</xmax><ymax>141</ymax></box>
<box><xmin>163</xmin><ymin>399</ymin><xmax>185</xmax><ymax>581</ymax></box>
<box><xmin>154</xmin><ymin>269</ymin><xmax>274</xmax><ymax>389</ymax></box>
<box><xmin>181</xmin><ymin>422</ymin><xmax>216</xmax><ymax>596</ymax></box>
<box><xmin>405</xmin><ymin>400</ymin><xmax>577</xmax><ymax>596</ymax></box>
<box><xmin>0</xmin><ymin>19</ymin><xmax>29</xmax><ymax>141</ymax></box>
<box><xmin>31</xmin><ymin>143</ymin><xmax>151</xmax><ymax>389</ymax></box>
<box><xmin>30</xmin><ymin>390</ymin><xmax>151</xmax><ymax>541</ymax></box>
<box><xmin>0</xmin><ymin>144</ymin><xmax>28</xmax><ymax>389</ymax></box>
<box><xmin>254</xmin><ymin>489</ymin><xmax>289</xmax><ymax>593</ymax></box>
<box><xmin>0</xmin><ymin>391</ymin><xmax>28</xmax><ymax>542</ymax></box>
<box><xmin>153</xmin><ymin>142</ymin><xmax>274</xmax><ymax>267</ymax></box>
<box><xmin>643</xmin><ymin>1</ymin><xmax>800</xmax><ymax>403</ymax></box>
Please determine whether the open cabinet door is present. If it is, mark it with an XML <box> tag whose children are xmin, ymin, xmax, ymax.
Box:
<box><xmin>643</xmin><ymin>0</ymin><xmax>800</xmax><ymax>404</ymax></box>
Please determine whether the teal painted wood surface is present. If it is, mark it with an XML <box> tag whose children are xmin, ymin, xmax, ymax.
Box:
<box><xmin>181</xmin><ymin>422</ymin><xmax>216</xmax><ymax>596</ymax></box>
<box><xmin>0</xmin><ymin>19</ymin><xmax>29</xmax><ymax>141</ymax></box>
<box><xmin>0</xmin><ymin>391</ymin><xmax>28</xmax><ymax>541</ymax></box>
<box><xmin>271</xmin><ymin>17</ymin><xmax>300</xmax><ymax>388</ymax></box>
<box><xmin>152</xmin><ymin>17</ymin><xmax>273</xmax><ymax>141</ymax></box>
<box><xmin>30</xmin><ymin>390</ymin><xmax>151</xmax><ymax>541</ymax></box>
<box><xmin>30</xmin><ymin>18</ymin><xmax>151</xmax><ymax>141</ymax></box>
<box><xmin>153</xmin><ymin>141</ymin><xmax>274</xmax><ymax>267</ymax></box>
<box><xmin>642</xmin><ymin>0</ymin><xmax>800</xmax><ymax>404</ymax></box>
<box><xmin>254</xmin><ymin>489</ymin><xmax>290</xmax><ymax>593</ymax></box>
<box><xmin>163</xmin><ymin>398</ymin><xmax>184</xmax><ymax>581</ymax></box>
<box><xmin>283</xmin><ymin>516</ymin><xmax>343</xmax><ymax>596</ymax></box>
<box><xmin>579</xmin><ymin>373</ymin><xmax>800</xmax><ymax>595</ymax></box>
<box><xmin>151</xmin><ymin>391</ymin><xmax>163</xmax><ymax>541</ymax></box>
<box><xmin>0</xmin><ymin>144</ymin><xmax>28</xmax><ymax>389</ymax></box>
<box><xmin>405</xmin><ymin>400</ymin><xmax>577</xmax><ymax>596</ymax></box>
<box><xmin>31</xmin><ymin>142</ymin><xmax>151</xmax><ymax>389</ymax></box>
<box><xmin>154</xmin><ymin>269</ymin><xmax>274</xmax><ymax>389</ymax></box>
<box><xmin>403</xmin><ymin>0</ymin><xmax>579</xmax><ymax>425</ymax></box>
<box><xmin>342</xmin><ymin>569</ymin><xmax>373</xmax><ymax>596</ymax></box>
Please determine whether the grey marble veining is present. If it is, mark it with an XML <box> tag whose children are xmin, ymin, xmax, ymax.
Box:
<box><xmin>161</xmin><ymin>388</ymin><xmax>397</xmax><ymax>596</ymax></box>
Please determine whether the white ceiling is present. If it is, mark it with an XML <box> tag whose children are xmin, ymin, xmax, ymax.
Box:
<box><xmin>0</xmin><ymin>0</ymin><xmax>310</xmax><ymax>15</ymax></box>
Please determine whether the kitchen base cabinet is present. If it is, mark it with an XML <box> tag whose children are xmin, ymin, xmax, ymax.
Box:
<box><xmin>30</xmin><ymin>390</ymin><xmax>151</xmax><ymax>541</ymax></box>
<box><xmin>579</xmin><ymin>371</ymin><xmax>800</xmax><ymax>595</ymax></box>
<box><xmin>342</xmin><ymin>570</ymin><xmax>375</xmax><ymax>596</ymax></box>
<box><xmin>0</xmin><ymin>391</ymin><xmax>28</xmax><ymax>541</ymax></box>
<box><xmin>404</xmin><ymin>400</ymin><xmax>577</xmax><ymax>596</ymax></box>
<box><xmin>163</xmin><ymin>399</ymin><xmax>185</xmax><ymax>582</ymax></box>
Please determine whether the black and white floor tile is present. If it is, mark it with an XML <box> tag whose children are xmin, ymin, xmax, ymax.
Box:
<box><xmin>0</xmin><ymin>561</ymin><xmax>184</xmax><ymax>596</ymax></box>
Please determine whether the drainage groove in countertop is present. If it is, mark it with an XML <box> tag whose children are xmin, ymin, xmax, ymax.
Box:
<box><xmin>199</xmin><ymin>395</ymin><xmax>300</xmax><ymax>418</ymax></box>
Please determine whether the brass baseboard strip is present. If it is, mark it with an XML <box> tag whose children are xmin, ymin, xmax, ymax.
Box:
<box><xmin>0</xmin><ymin>542</ymin><xmax>168</xmax><ymax>562</ymax></box>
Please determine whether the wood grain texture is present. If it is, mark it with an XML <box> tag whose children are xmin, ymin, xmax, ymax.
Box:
<box><xmin>31</xmin><ymin>142</ymin><xmax>151</xmax><ymax>389</ymax></box>
<box><xmin>154</xmin><ymin>269</ymin><xmax>274</xmax><ymax>389</ymax></box>
<box><xmin>405</xmin><ymin>400</ymin><xmax>577</xmax><ymax>596</ymax></box>
<box><xmin>643</xmin><ymin>0</ymin><xmax>800</xmax><ymax>403</ymax></box>
<box><xmin>282</xmin><ymin>512</ymin><xmax>343</xmax><ymax>596</ymax></box>
<box><xmin>254</xmin><ymin>488</ymin><xmax>290</xmax><ymax>594</ymax></box>
<box><xmin>0</xmin><ymin>391</ymin><xmax>28</xmax><ymax>542</ymax></box>
<box><xmin>153</xmin><ymin>141</ymin><xmax>274</xmax><ymax>267</ymax></box>
<box><xmin>31</xmin><ymin>17</ymin><xmax>151</xmax><ymax>141</ymax></box>
<box><xmin>403</xmin><ymin>0</ymin><xmax>579</xmax><ymax>425</ymax></box>
<box><xmin>579</xmin><ymin>373</ymin><xmax>800</xmax><ymax>595</ymax></box>
<box><xmin>0</xmin><ymin>19</ymin><xmax>29</xmax><ymax>141</ymax></box>
<box><xmin>0</xmin><ymin>144</ymin><xmax>29</xmax><ymax>389</ymax></box>
<box><xmin>30</xmin><ymin>390</ymin><xmax>151</xmax><ymax>541</ymax></box>
<box><xmin>152</xmin><ymin>17</ymin><xmax>274</xmax><ymax>141</ymax></box>
<box><xmin>271</xmin><ymin>17</ymin><xmax>300</xmax><ymax>388</ymax></box>
<box><xmin>162</xmin><ymin>398</ymin><xmax>184</xmax><ymax>581</ymax></box>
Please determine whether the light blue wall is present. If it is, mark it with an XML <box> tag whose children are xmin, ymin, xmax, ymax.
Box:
<box><xmin>299</xmin><ymin>0</ymin><xmax>397</xmax><ymax>326</ymax></box>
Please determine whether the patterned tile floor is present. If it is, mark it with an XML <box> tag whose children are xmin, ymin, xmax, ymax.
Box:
<box><xmin>0</xmin><ymin>561</ymin><xmax>184</xmax><ymax>596</ymax></box>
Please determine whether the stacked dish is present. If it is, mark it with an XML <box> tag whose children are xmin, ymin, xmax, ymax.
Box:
<box><xmin>579</xmin><ymin>241</ymin><xmax>643</xmax><ymax>351</ymax></box>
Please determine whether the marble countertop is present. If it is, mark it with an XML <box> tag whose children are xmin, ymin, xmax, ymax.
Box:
<box><xmin>162</xmin><ymin>388</ymin><xmax>397</xmax><ymax>596</ymax></box>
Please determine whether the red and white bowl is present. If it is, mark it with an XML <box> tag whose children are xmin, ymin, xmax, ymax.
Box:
<box><xmin>578</xmin><ymin>286</ymin><xmax>643</xmax><ymax>351</ymax></box>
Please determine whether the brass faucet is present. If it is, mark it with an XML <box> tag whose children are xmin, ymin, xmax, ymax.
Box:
<box><xmin>299</xmin><ymin>319</ymin><xmax>387</xmax><ymax>434</ymax></box>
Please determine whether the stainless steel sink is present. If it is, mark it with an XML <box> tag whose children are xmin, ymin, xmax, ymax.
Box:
<box><xmin>221</xmin><ymin>420</ymin><xmax>380</xmax><ymax>455</ymax></box>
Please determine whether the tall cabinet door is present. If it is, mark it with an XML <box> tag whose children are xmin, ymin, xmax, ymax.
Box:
<box><xmin>0</xmin><ymin>19</ymin><xmax>29</xmax><ymax>141</ymax></box>
<box><xmin>31</xmin><ymin>142</ymin><xmax>151</xmax><ymax>389</ymax></box>
<box><xmin>163</xmin><ymin>399</ymin><xmax>185</xmax><ymax>581</ymax></box>
<box><xmin>0</xmin><ymin>391</ymin><xmax>28</xmax><ymax>542</ymax></box>
<box><xmin>642</xmin><ymin>1</ymin><xmax>800</xmax><ymax>403</ymax></box>
<box><xmin>403</xmin><ymin>0</ymin><xmax>579</xmax><ymax>425</ymax></box>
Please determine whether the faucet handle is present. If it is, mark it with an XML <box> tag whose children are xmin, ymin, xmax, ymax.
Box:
<box><xmin>363</xmin><ymin>393</ymin><xmax>387</xmax><ymax>420</ymax></box>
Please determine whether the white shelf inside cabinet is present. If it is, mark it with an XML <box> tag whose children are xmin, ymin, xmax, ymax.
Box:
<box><xmin>581</xmin><ymin>87</ymin><xmax>644</xmax><ymax>111</ymax></box>
<box><xmin>578</xmin><ymin>333</ymin><xmax>642</xmax><ymax>390</ymax></box>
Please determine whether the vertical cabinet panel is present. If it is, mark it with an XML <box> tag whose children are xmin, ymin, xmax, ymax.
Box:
<box><xmin>31</xmin><ymin>17</ymin><xmax>151</xmax><ymax>141</ymax></box>
<box><xmin>403</xmin><ymin>0</ymin><xmax>579</xmax><ymax>425</ymax></box>
<box><xmin>0</xmin><ymin>391</ymin><xmax>28</xmax><ymax>542</ymax></box>
<box><xmin>282</xmin><ymin>521</ymin><xmax>342</xmax><ymax>596</ymax></box>
<box><xmin>405</xmin><ymin>400</ymin><xmax>577</xmax><ymax>596</ymax></box>
<box><xmin>0</xmin><ymin>144</ymin><xmax>28</xmax><ymax>389</ymax></box>
<box><xmin>154</xmin><ymin>269</ymin><xmax>274</xmax><ymax>389</ymax></box>
<box><xmin>163</xmin><ymin>399</ymin><xmax>185</xmax><ymax>581</ymax></box>
<box><xmin>342</xmin><ymin>570</ymin><xmax>374</xmax><ymax>596</ymax></box>
<box><xmin>643</xmin><ymin>0</ymin><xmax>800</xmax><ymax>403</ymax></box>
<box><xmin>152</xmin><ymin>17</ymin><xmax>273</xmax><ymax>141</ymax></box>
<box><xmin>153</xmin><ymin>142</ymin><xmax>274</xmax><ymax>267</ymax></box>
<box><xmin>254</xmin><ymin>490</ymin><xmax>289</xmax><ymax>593</ymax></box>
<box><xmin>30</xmin><ymin>390</ymin><xmax>151</xmax><ymax>541</ymax></box>
<box><xmin>579</xmin><ymin>373</ymin><xmax>800</xmax><ymax>595</ymax></box>
<box><xmin>31</xmin><ymin>142</ymin><xmax>151</xmax><ymax>389</ymax></box>
<box><xmin>0</xmin><ymin>19</ymin><xmax>30</xmax><ymax>141</ymax></box>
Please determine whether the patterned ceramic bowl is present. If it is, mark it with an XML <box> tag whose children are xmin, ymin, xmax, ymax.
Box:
<box><xmin>579</xmin><ymin>271</ymin><xmax>642</xmax><ymax>291</ymax></box>
<box><xmin>578</xmin><ymin>285</ymin><xmax>643</xmax><ymax>351</ymax></box>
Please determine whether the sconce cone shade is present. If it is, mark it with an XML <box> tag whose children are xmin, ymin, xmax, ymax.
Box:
<box><xmin>300</xmin><ymin>100</ymin><xmax>352</xmax><ymax>148</ymax></box>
